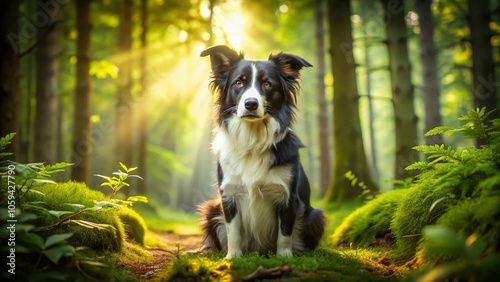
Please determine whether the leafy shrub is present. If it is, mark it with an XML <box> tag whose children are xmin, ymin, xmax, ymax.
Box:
<box><xmin>391</xmin><ymin>108</ymin><xmax>500</xmax><ymax>260</ymax></box>
<box><xmin>331</xmin><ymin>189</ymin><xmax>406</xmax><ymax>247</ymax></box>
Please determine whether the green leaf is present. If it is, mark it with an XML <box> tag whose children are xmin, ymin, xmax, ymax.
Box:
<box><xmin>49</xmin><ymin>210</ymin><xmax>74</xmax><ymax>219</ymax></box>
<box><xmin>44</xmin><ymin>244</ymin><xmax>75</xmax><ymax>264</ymax></box>
<box><xmin>94</xmin><ymin>174</ymin><xmax>111</xmax><ymax>181</ymax></box>
<box><xmin>425</xmin><ymin>126</ymin><xmax>451</xmax><ymax>136</ymax></box>
<box><xmin>119</xmin><ymin>162</ymin><xmax>128</xmax><ymax>172</ymax></box>
<box><xmin>429</xmin><ymin>197</ymin><xmax>448</xmax><ymax>212</ymax></box>
<box><xmin>33</xmin><ymin>179</ymin><xmax>57</xmax><ymax>184</ymax></box>
<box><xmin>64</xmin><ymin>203</ymin><xmax>86</xmax><ymax>211</ymax></box>
<box><xmin>45</xmin><ymin>233</ymin><xmax>73</xmax><ymax>248</ymax></box>
<box><xmin>127</xmin><ymin>195</ymin><xmax>148</xmax><ymax>203</ymax></box>
<box><xmin>18</xmin><ymin>232</ymin><xmax>45</xmax><ymax>249</ymax></box>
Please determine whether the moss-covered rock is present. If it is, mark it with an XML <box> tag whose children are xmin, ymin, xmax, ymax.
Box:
<box><xmin>23</xmin><ymin>181</ymin><xmax>125</xmax><ymax>252</ymax></box>
<box><xmin>418</xmin><ymin>196</ymin><xmax>500</xmax><ymax>263</ymax></box>
<box><xmin>390</xmin><ymin>183</ymin><xmax>456</xmax><ymax>260</ymax></box>
<box><xmin>119</xmin><ymin>208</ymin><xmax>148</xmax><ymax>245</ymax></box>
<box><xmin>331</xmin><ymin>189</ymin><xmax>407</xmax><ymax>247</ymax></box>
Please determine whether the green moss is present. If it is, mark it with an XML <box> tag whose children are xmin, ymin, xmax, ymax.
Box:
<box><xmin>331</xmin><ymin>189</ymin><xmax>407</xmax><ymax>247</ymax></box>
<box><xmin>390</xmin><ymin>184</ymin><xmax>456</xmax><ymax>260</ymax></box>
<box><xmin>418</xmin><ymin>196</ymin><xmax>500</xmax><ymax>263</ymax></box>
<box><xmin>23</xmin><ymin>181</ymin><xmax>125</xmax><ymax>252</ymax></box>
<box><xmin>119</xmin><ymin>207</ymin><xmax>147</xmax><ymax>245</ymax></box>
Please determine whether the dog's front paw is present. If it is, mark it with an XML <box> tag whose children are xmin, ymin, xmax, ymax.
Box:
<box><xmin>276</xmin><ymin>248</ymin><xmax>293</xmax><ymax>257</ymax></box>
<box><xmin>224</xmin><ymin>250</ymin><xmax>242</xmax><ymax>260</ymax></box>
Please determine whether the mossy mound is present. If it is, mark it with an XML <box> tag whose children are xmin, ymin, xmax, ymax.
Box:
<box><xmin>119</xmin><ymin>208</ymin><xmax>148</xmax><ymax>245</ymax></box>
<box><xmin>418</xmin><ymin>196</ymin><xmax>500</xmax><ymax>263</ymax></box>
<box><xmin>331</xmin><ymin>189</ymin><xmax>407</xmax><ymax>247</ymax></box>
<box><xmin>23</xmin><ymin>181</ymin><xmax>125</xmax><ymax>252</ymax></box>
<box><xmin>390</xmin><ymin>183</ymin><xmax>456</xmax><ymax>260</ymax></box>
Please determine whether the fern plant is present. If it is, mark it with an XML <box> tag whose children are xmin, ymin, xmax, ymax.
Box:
<box><xmin>406</xmin><ymin>108</ymin><xmax>499</xmax><ymax>199</ymax></box>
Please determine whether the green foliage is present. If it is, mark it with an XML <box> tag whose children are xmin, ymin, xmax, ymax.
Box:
<box><xmin>0</xmin><ymin>132</ymin><xmax>15</xmax><ymax>158</ymax></box>
<box><xmin>331</xmin><ymin>189</ymin><xmax>406</xmax><ymax>247</ymax></box>
<box><xmin>344</xmin><ymin>170</ymin><xmax>373</xmax><ymax>200</ymax></box>
<box><xmin>414</xmin><ymin>226</ymin><xmax>500</xmax><ymax>281</ymax></box>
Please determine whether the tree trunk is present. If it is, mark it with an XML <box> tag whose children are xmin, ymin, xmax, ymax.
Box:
<box><xmin>34</xmin><ymin>5</ymin><xmax>62</xmax><ymax>164</ymax></box>
<box><xmin>359</xmin><ymin>0</ymin><xmax>379</xmax><ymax>184</ymax></box>
<box><xmin>381</xmin><ymin>0</ymin><xmax>419</xmax><ymax>179</ymax></box>
<box><xmin>71</xmin><ymin>0</ymin><xmax>92</xmax><ymax>183</ymax></box>
<box><xmin>116</xmin><ymin>0</ymin><xmax>134</xmax><ymax>171</ymax></box>
<box><xmin>314</xmin><ymin>0</ymin><xmax>331</xmax><ymax>197</ymax></box>
<box><xmin>467</xmin><ymin>0</ymin><xmax>498</xmax><ymax>146</ymax></box>
<box><xmin>417</xmin><ymin>0</ymin><xmax>443</xmax><ymax>145</ymax></box>
<box><xmin>0</xmin><ymin>0</ymin><xmax>20</xmax><ymax>159</ymax></box>
<box><xmin>325</xmin><ymin>0</ymin><xmax>378</xmax><ymax>202</ymax></box>
<box><xmin>137</xmin><ymin>0</ymin><xmax>148</xmax><ymax>195</ymax></box>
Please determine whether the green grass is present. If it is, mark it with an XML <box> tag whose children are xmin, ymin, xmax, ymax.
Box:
<box><xmin>159</xmin><ymin>249</ymin><xmax>394</xmax><ymax>281</ymax></box>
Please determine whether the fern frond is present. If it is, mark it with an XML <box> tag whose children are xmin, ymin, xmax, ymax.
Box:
<box><xmin>425</xmin><ymin>126</ymin><xmax>451</xmax><ymax>137</ymax></box>
<box><xmin>406</xmin><ymin>161</ymin><xmax>430</xmax><ymax>171</ymax></box>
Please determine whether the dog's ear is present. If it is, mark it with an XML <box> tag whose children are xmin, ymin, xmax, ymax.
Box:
<box><xmin>201</xmin><ymin>45</ymin><xmax>243</xmax><ymax>80</ymax></box>
<box><xmin>269</xmin><ymin>53</ymin><xmax>312</xmax><ymax>79</ymax></box>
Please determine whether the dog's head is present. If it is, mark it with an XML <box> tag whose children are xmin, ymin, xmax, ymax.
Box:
<box><xmin>201</xmin><ymin>45</ymin><xmax>312</xmax><ymax>126</ymax></box>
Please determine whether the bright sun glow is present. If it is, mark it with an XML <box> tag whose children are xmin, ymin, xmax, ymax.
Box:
<box><xmin>210</xmin><ymin>0</ymin><xmax>245</xmax><ymax>50</ymax></box>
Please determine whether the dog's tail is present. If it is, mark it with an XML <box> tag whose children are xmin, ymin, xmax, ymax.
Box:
<box><xmin>198</xmin><ymin>198</ymin><xmax>225</xmax><ymax>252</ymax></box>
<box><xmin>301</xmin><ymin>208</ymin><xmax>326</xmax><ymax>250</ymax></box>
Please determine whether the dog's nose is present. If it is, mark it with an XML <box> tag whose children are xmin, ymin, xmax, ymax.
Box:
<box><xmin>244</xmin><ymin>98</ymin><xmax>259</xmax><ymax>111</ymax></box>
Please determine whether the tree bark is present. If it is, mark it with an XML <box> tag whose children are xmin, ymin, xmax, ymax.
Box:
<box><xmin>34</xmin><ymin>5</ymin><xmax>62</xmax><ymax>164</ymax></box>
<box><xmin>0</xmin><ymin>0</ymin><xmax>20</xmax><ymax>159</ymax></box>
<box><xmin>381</xmin><ymin>0</ymin><xmax>419</xmax><ymax>179</ymax></box>
<box><xmin>467</xmin><ymin>0</ymin><xmax>498</xmax><ymax>146</ymax></box>
<box><xmin>137</xmin><ymin>0</ymin><xmax>148</xmax><ymax>195</ymax></box>
<box><xmin>116</xmin><ymin>0</ymin><xmax>134</xmax><ymax>171</ymax></box>
<box><xmin>71</xmin><ymin>0</ymin><xmax>92</xmax><ymax>183</ymax></box>
<box><xmin>314</xmin><ymin>0</ymin><xmax>330</xmax><ymax>197</ymax></box>
<box><xmin>325</xmin><ymin>0</ymin><xmax>378</xmax><ymax>201</ymax></box>
<box><xmin>417</xmin><ymin>0</ymin><xmax>443</xmax><ymax>145</ymax></box>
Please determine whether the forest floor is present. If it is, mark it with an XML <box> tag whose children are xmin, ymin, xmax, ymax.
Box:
<box><xmin>123</xmin><ymin>232</ymin><xmax>203</xmax><ymax>280</ymax></box>
<box><xmin>122</xmin><ymin>231</ymin><xmax>405</xmax><ymax>281</ymax></box>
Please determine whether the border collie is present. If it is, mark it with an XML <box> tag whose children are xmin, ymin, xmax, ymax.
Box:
<box><xmin>198</xmin><ymin>45</ymin><xmax>325</xmax><ymax>259</ymax></box>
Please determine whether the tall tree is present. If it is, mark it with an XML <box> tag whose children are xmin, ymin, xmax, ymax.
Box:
<box><xmin>417</xmin><ymin>0</ymin><xmax>443</xmax><ymax>145</ymax></box>
<box><xmin>34</xmin><ymin>3</ymin><xmax>63</xmax><ymax>164</ymax></box>
<box><xmin>314</xmin><ymin>0</ymin><xmax>330</xmax><ymax>196</ymax></box>
<box><xmin>0</xmin><ymin>0</ymin><xmax>20</xmax><ymax>158</ymax></box>
<box><xmin>325</xmin><ymin>0</ymin><xmax>377</xmax><ymax>201</ymax></box>
<box><xmin>137</xmin><ymin>0</ymin><xmax>148</xmax><ymax>195</ymax></box>
<box><xmin>116</xmin><ymin>0</ymin><xmax>133</xmax><ymax>169</ymax></box>
<box><xmin>381</xmin><ymin>0</ymin><xmax>419</xmax><ymax>179</ymax></box>
<box><xmin>467</xmin><ymin>0</ymin><xmax>498</xmax><ymax>146</ymax></box>
<box><xmin>71</xmin><ymin>0</ymin><xmax>92</xmax><ymax>183</ymax></box>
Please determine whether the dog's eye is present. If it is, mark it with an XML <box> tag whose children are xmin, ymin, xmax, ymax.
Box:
<box><xmin>263</xmin><ymin>81</ymin><xmax>272</xmax><ymax>89</ymax></box>
<box><xmin>235</xmin><ymin>80</ymin><xmax>244</xmax><ymax>88</ymax></box>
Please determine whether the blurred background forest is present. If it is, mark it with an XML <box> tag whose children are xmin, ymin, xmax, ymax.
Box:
<box><xmin>1</xmin><ymin>0</ymin><xmax>499</xmax><ymax>212</ymax></box>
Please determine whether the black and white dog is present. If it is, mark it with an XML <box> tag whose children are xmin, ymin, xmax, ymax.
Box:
<box><xmin>198</xmin><ymin>45</ymin><xmax>325</xmax><ymax>259</ymax></box>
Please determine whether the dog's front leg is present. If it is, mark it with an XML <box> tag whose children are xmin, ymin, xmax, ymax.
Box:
<box><xmin>277</xmin><ymin>199</ymin><xmax>296</xmax><ymax>257</ymax></box>
<box><xmin>220</xmin><ymin>184</ymin><xmax>242</xmax><ymax>259</ymax></box>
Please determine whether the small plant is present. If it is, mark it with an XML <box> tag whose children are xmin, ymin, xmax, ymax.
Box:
<box><xmin>95</xmin><ymin>162</ymin><xmax>148</xmax><ymax>207</ymax></box>
<box><xmin>345</xmin><ymin>170</ymin><xmax>373</xmax><ymax>200</ymax></box>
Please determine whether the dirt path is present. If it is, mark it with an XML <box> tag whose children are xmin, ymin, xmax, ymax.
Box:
<box><xmin>125</xmin><ymin>232</ymin><xmax>203</xmax><ymax>280</ymax></box>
